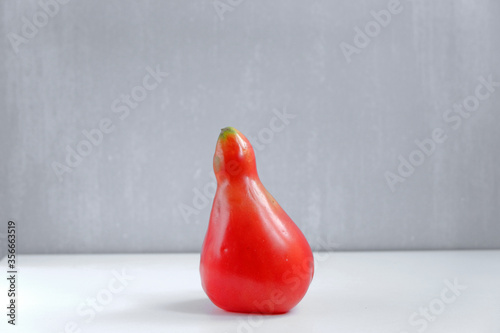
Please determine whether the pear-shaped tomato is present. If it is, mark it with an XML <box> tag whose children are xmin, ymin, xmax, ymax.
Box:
<box><xmin>200</xmin><ymin>127</ymin><xmax>314</xmax><ymax>314</ymax></box>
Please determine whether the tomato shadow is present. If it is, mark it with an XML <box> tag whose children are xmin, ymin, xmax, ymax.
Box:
<box><xmin>89</xmin><ymin>295</ymin><xmax>292</xmax><ymax>327</ymax></box>
<box><xmin>163</xmin><ymin>297</ymin><xmax>234</xmax><ymax>317</ymax></box>
<box><xmin>163</xmin><ymin>298</ymin><xmax>292</xmax><ymax>319</ymax></box>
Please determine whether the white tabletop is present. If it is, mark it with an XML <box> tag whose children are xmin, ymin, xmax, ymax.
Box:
<box><xmin>1</xmin><ymin>250</ymin><xmax>499</xmax><ymax>333</ymax></box>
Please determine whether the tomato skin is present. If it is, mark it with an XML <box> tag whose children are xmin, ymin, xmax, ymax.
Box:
<box><xmin>200</xmin><ymin>127</ymin><xmax>314</xmax><ymax>314</ymax></box>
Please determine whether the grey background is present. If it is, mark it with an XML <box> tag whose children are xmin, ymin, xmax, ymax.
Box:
<box><xmin>1</xmin><ymin>0</ymin><xmax>499</xmax><ymax>256</ymax></box>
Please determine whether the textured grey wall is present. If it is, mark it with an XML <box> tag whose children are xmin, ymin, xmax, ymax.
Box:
<box><xmin>1</xmin><ymin>0</ymin><xmax>499</xmax><ymax>255</ymax></box>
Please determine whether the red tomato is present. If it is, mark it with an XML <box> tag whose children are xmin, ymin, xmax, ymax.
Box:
<box><xmin>200</xmin><ymin>127</ymin><xmax>314</xmax><ymax>314</ymax></box>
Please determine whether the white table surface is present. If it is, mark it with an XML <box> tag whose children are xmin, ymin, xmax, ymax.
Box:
<box><xmin>1</xmin><ymin>250</ymin><xmax>499</xmax><ymax>333</ymax></box>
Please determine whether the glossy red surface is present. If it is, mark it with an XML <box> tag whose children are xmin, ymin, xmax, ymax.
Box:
<box><xmin>200</xmin><ymin>127</ymin><xmax>314</xmax><ymax>314</ymax></box>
